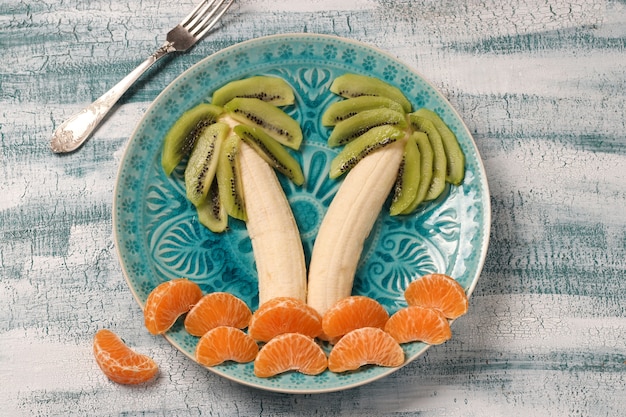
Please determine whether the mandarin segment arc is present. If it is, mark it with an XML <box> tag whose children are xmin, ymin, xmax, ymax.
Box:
<box><xmin>144</xmin><ymin>278</ymin><xmax>203</xmax><ymax>335</ymax></box>
<box><xmin>384</xmin><ymin>305</ymin><xmax>452</xmax><ymax>345</ymax></box>
<box><xmin>248</xmin><ymin>297</ymin><xmax>323</xmax><ymax>342</ymax></box>
<box><xmin>254</xmin><ymin>333</ymin><xmax>327</xmax><ymax>378</ymax></box>
<box><xmin>327</xmin><ymin>327</ymin><xmax>404</xmax><ymax>373</ymax></box>
<box><xmin>195</xmin><ymin>326</ymin><xmax>258</xmax><ymax>367</ymax></box>
<box><xmin>184</xmin><ymin>292</ymin><xmax>252</xmax><ymax>337</ymax></box>
<box><xmin>321</xmin><ymin>296</ymin><xmax>389</xmax><ymax>340</ymax></box>
<box><xmin>93</xmin><ymin>329</ymin><xmax>159</xmax><ymax>385</ymax></box>
<box><xmin>404</xmin><ymin>273</ymin><xmax>468</xmax><ymax>319</ymax></box>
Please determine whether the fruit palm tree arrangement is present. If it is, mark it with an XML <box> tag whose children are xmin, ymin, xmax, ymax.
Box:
<box><xmin>159</xmin><ymin>73</ymin><xmax>466</xmax><ymax>318</ymax></box>
<box><xmin>307</xmin><ymin>73</ymin><xmax>465</xmax><ymax>315</ymax></box>
<box><xmin>160</xmin><ymin>76</ymin><xmax>307</xmax><ymax>306</ymax></box>
<box><xmin>139</xmin><ymin>72</ymin><xmax>470</xmax><ymax>380</ymax></box>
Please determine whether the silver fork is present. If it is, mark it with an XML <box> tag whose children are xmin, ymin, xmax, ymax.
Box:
<box><xmin>50</xmin><ymin>0</ymin><xmax>235</xmax><ymax>154</ymax></box>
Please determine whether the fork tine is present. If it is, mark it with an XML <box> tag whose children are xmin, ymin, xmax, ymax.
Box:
<box><xmin>186</xmin><ymin>0</ymin><xmax>235</xmax><ymax>40</ymax></box>
<box><xmin>193</xmin><ymin>0</ymin><xmax>234</xmax><ymax>39</ymax></box>
<box><xmin>182</xmin><ymin>0</ymin><xmax>217</xmax><ymax>29</ymax></box>
<box><xmin>197</xmin><ymin>1</ymin><xmax>235</xmax><ymax>38</ymax></box>
<box><xmin>180</xmin><ymin>0</ymin><xmax>214</xmax><ymax>28</ymax></box>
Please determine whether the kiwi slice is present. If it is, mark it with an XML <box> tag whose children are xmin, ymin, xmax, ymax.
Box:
<box><xmin>196</xmin><ymin>177</ymin><xmax>228</xmax><ymax>233</ymax></box>
<box><xmin>329</xmin><ymin>73</ymin><xmax>412</xmax><ymax>113</ymax></box>
<box><xmin>233</xmin><ymin>124</ymin><xmax>304</xmax><ymax>186</ymax></box>
<box><xmin>409</xmin><ymin>115</ymin><xmax>447</xmax><ymax>201</ymax></box>
<box><xmin>329</xmin><ymin>125</ymin><xmax>405</xmax><ymax>179</ymax></box>
<box><xmin>161</xmin><ymin>103</ymin><xmax>223</xmax><ymax>175</ymax></box>
<box><xmin>390</xmin><ymin>137</ymin><xmax>421</xmax><ymax>216</ymax></box>
<box><xmin>184</xmin><ymin>122</ymin><xmax>228</xmax><ymax>207</ymax></box>
<box><xmin>211</xmin><ymin>76</ymin><xmax>295</xmax><ymax>107</ymax></box>
<box><xmin>224</xmin><ymin>98</ymin><xmax>303</xmax><ymax>150</ymax></box>
<box><xmin>322</xmin><ymin>96</ymin><xmax>405</xmax><ymax>126</ymax></box>
<box><xmin>399</xmin><ymin>132</ymin><xmax>434</xmax><ymax>214</ymax></box>
<box><xmin>216</xmin><ymin>133</ymin><xmax>247</xmax><ymax>221</ymax></box>
<box><xmin>327</xmin><ymin>108</ymin><xmax>408</xmax><ymax>147</ymax></box>
<box><xmin>412</xmin><ymin>108</ymin><xmax>465</xmax><ymax>185</ymax></box>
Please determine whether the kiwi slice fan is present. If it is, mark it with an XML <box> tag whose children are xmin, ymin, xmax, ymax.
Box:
<box><xmin>161</xmin><ymin>76</ymin><xmax>304</xmax><ymax>232</ymax></box>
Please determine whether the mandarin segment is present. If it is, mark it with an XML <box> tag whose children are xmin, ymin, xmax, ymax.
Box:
<box><xmin>248</xmin><ymin>297</ymin><xmax>323</xmax><ymax>342</ymax></box>
<box><xmin>385</xmin><ymin>305</ymin><xmax>452</xmax><ymax>345</ymax></box>
<box><xmin>144</xmin><ymin>278</ymin><xmax>203</xmax><ymax>335</ymax></box>
<box><xmin>322</xmin><ymin>296</ymin><xmax>389</xmax><ymax>340</ymax></box>
<box><xmin>93</xmin><ymin>329</ymin><xmax>159</xmax><ymax>385</ymax></box>
<box><xmin>195</xmin><ymin>326</ymin><xmax>258</xmax><ymax>367</ymax></box>
<box><xmin>184</xmin><ymin>292</ymin><xmax>252</xmax><ymax>337</ymax></box>
<box><xmin>254</xmin><ymin>333</ymin><xmax>327</xmax><ymax>378</ymax></box>
<box><xmin>327</xmin><ymin>327</ymin><xmax>404</xmax><ymax>373</ymax></box>
<box><xmin>404</xmin><ymin>273</ymin><xmax>468</xmax><ymax>319</ymax></box>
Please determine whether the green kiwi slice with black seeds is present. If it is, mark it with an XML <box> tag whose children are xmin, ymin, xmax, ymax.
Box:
<box><xmin>321</xmin><ymin>96</ymin><xmax>405</xmax><ymax>126</ymax></box>
<box><xmin>327</xmin><ymin>108</ymin><xmax>408</xmax><ymax>147</ymax></box>
<box><xmin>224</xmin><ymin>97</ymin><xmax>303</xmax><ymax>150</ymax></box>
<box><xmin>329</xmin><ymin>125</ymin><xmax>405</xmax><ymax>179</ymax></box>
<box><xmin>184</xmin><ymin>122</ymin><xmax>228</xmax><ymax>207</ymax></box>
<box><xmin>211</xmin><ymin>76</ymin><xmax>295</xmax><ymax>107</ymax></box>
<box><xmin>399</xmin><ymin>132</ymin><xmax>434</xmax><ymax>214</ymax></box>
<box><xmin>161</xmin><ymin>103</ymin><xmax>223</xmax><ymax>175</ymax></box>
<box><xmin>390</xmin><ymin>136</ymin><xmax>421</xmax><ymax>215</ymax></box>
<box><xmin>233</xmin><ymin>124</ymin><xmax>304</xmax><ymax>186</ymax></box>
<box><xmin>412</xmin><ymin>108</ymin><xmax>465</xmax><ymax>185</ymax></box>
<box><xmin>408</xmin><ymin>114</ymin><xmax>447</xmax><ymax>201</ymax></box>
<box><xmin>196</xmin><ymin>177</ymin><xmax>228</xmax><ymax>233</ymax></box>
<box><xmin>216</xmin><ymin>133</ymin><xmax>247</xmax><ymax>221</ymax></box>
<box><xmin>329</xmin><ymin>73</ymin><xmax>412</xmax><ymax>113</ymax></box>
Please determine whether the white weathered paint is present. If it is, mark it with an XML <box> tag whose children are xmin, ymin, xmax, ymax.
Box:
<box><xmin>239</xmin><ymin>0</ymin><xmax>379</xmax><ymax>12</ymax></box>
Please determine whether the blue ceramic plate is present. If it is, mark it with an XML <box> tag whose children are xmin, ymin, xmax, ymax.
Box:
<box><xmin>113</xmin><ymin>34</ymin><xmax>490</xmax><ymax>394</ymax></box>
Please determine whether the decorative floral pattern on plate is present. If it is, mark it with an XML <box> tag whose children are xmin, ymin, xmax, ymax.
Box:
<box><xmin>113</xmin><ymin>34</ymin><xmax>490</xmax><ymax>394</ymax></box>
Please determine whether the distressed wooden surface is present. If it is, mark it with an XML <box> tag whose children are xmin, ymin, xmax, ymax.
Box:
<box><xmin>1</xmin><ymin>0</ymin><xmax>625</xmax><ymax>415</ymax></box>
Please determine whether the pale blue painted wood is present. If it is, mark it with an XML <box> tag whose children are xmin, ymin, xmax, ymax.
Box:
<box><xmin>1</xmin><ymin>0</ymin><xmax>625</xmax><ymax>415</ymax></box>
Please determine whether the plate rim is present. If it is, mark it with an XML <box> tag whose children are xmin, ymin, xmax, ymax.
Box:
<box><xmin>112</xmin><ymin>32</ymin><xmax>491</xmax><ymax>394</ymax></box>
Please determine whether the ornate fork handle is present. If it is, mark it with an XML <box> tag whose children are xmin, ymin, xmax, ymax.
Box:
<box><xmin>50</xmin><ymin>42</ymin><xmax>176</xmax><ymax>154</ymax></box>
<box><xmin>50</xmin><ymin>0</ymin><xmax>234</xmax><ymax>153</ymax></box>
